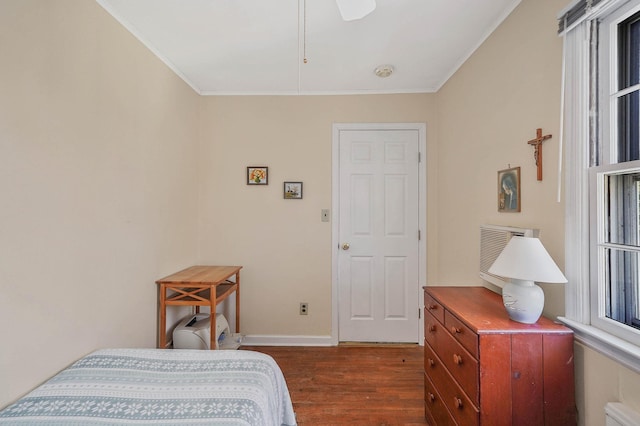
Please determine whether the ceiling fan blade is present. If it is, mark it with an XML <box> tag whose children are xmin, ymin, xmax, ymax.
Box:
<box><xmin>335</xmin><ymin>0</ymin><xmax>376</xmax><ymax>21</ymax></box>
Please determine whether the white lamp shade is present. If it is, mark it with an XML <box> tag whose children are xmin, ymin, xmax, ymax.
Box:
<box><xmin>489</xmin><ymin>236</ymin><xmax>567</xmax><ymax>323</ymax></box>
<box><xmin>488</xmin><ymin>236</ymin><xmax>567</xmax><ymax>284</ymax></box>
<box><xmin>335</xmin><ymin>0</ymin><xmax>376</xmax><ymax>21</ymax></box>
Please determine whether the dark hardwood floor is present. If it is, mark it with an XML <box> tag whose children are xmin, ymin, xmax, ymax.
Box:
<box><xmin>243</xmin><ymin>345</ymin><xmax>428</xmax><ymax>426</ymax></box>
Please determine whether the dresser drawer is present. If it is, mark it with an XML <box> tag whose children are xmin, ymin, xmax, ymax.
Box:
<box><xmin>424</xmin><ymin>373</ymin><xmax>455</xmax><ymax>426</ymax></box>
<box><xmin>437</xmin><ymin>322</ymin><xmax>479</xmax><ymax>405</ymax></box>
<box><xmin>425</xmin><ymin>292</ymin><xmax>445</xmax><ymax>324</ymax></box>
<box><xmin>424</xmin><ymin>342</ymin><xmax>450</xmax><ymax>394</ymax></box>
<box><xmin>424</xmin><ymin>309</ymin><xmax>442</xmax><ymax>350</ymax></box>
<box><xmin>445</xmin><ymin>310</ymin><xmax>479</xmax><ymax>358</ymax></box>
<box><xmin>433</xmin><ymin>362</ymin><xmax>479</xmax><ymax>426</ymax></box>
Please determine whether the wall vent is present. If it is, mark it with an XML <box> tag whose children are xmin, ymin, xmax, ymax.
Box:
<box><xmin>479</xmin><ymin>224</ymin><xmax>539</xmax><ymax>288</ymax></box>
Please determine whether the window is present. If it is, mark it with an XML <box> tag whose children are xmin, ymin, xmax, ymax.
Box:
<box><xmin>590</xmin><ymin>3</ymin><xmax>640</xmax><ymax>345</ymax></box>
<box><xmin>560</xmin><ymin>0</ymin><xmax>640</xmax><ymax>370</ymax></box>
<box><xmin>593</xmin><ymin>169</ymin><xmax>640</xmax><ymax>332</ymax></box>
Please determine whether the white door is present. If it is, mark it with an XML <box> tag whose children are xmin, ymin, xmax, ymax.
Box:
<box><xmin>337</xmin><ymin>128</ymin><xmax>420</xmax><ymax>343</ymax></box>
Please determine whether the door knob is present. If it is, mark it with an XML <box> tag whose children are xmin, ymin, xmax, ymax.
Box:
<box><xmin>342</xmin><ymin>243</ymin><xmax>350</xmax><ymax>250</ymax></box>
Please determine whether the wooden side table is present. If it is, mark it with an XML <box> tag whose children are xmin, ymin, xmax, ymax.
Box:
<box><xmin>156</xmin><ymin>265</ymin><xmax>242</xmax><ymax>349</ymax></box>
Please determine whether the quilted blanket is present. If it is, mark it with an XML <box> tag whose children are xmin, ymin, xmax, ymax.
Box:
<box><xmin>0</xmin><ymin>348</ymin><xmax>296</xmax><ymax>425</ymax></box>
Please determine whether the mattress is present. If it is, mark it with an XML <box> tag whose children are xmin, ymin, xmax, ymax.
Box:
<box><xmin>0</xmin><ymin>348</ymin><xmax>297</xmax><ymax>425</ymax></box>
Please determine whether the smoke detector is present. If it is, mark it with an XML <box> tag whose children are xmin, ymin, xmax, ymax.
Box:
<box><xmin>374</xmin><ymin>65</ymin><xmax>394</xmax><ymax>78</ymax></box>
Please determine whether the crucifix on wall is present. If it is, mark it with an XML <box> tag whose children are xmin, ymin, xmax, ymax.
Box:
<box><xmin>527</xmin><ymin>128</ymin><xmax>552</xmax><ymax>181</ymax></box>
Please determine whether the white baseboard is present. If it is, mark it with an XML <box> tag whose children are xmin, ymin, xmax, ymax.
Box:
<box><xmin>241</xmin><ymin>335</ymin><xmax>334</xmax><ymax>347</ymax></box>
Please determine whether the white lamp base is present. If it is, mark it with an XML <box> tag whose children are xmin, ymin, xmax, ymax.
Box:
<box><xmin>502</xmin><ymin>279</ymin><xmax>544</xmax><ymax>324</ymax></box>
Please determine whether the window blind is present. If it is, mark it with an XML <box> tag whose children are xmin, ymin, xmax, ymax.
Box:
<box><xmin>558</xmin><ymin>0</ymin><xmax>607</xmax><ymax>33</ymax></box>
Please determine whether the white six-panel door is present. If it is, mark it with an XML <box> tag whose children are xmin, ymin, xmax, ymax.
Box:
<box><xmin>336</xmin><ymin>128</ymin><xmax>420</xmax><ymax>343</ymax></box>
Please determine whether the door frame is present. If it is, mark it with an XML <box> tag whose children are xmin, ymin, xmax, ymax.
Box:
<box><xmin>331</xmin><ymin>123</ymin><xmax>427</xmax><ymax>346</ymax></box>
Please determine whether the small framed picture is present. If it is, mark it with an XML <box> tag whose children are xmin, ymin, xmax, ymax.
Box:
<box><xmin>498</xmin><ymin>167</ymin><xmax>520</xmax><ymax>212</ymax></box>
<box><xmin>284</xmin><ymin>182</ymin><xmax>303</xmax><ymax>199</ymax></box>
<box><xmin>247</xmin><ymin>167</ymin><xmax>268</xmax><ymax>185</ymax></box>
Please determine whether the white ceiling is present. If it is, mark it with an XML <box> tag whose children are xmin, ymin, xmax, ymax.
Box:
<box><xmin>96</xmin><ymin>0</ymin><xmax>522</xmax><ymax>96</ymax></box>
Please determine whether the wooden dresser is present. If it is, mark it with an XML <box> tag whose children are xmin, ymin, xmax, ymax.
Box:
<box><xmin>423</xmin><ymin>286</ymin><xmax>576</xmax><ymax>426</ymax></box>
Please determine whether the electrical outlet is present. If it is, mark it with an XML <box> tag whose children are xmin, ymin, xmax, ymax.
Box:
<box><xmin>300</xmin><ymin>302</ymin><xmax>308</xmax><ymax>315</ymax></box>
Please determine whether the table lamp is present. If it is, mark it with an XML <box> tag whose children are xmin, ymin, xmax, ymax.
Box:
<box><xmin>488</xmin><ymin>236</ymin><xmax>567</xmax><ymax>324</ymax></box>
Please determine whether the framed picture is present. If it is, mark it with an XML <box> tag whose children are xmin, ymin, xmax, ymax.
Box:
<box><xmin>498</xmin><ymin>167</ymin><xmax>520</xmax><ymax>212</ymax></box>
<box><xmin>247</xmin><ymin>167</ymin><xmax>268</xmax><ymax>185</ymax></box>
<box><xmin>284</xmin><ymin>182</ymin><xmax>303</xmax><ymax>199</ymax></box>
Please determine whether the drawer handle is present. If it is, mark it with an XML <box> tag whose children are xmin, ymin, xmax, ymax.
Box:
<box><xmin>429</xmin><ymin>324</ymin><xmax>436</xmax><ymax>332</ymax></box>
<box><xmin>451</xmin><ymin>326</ymin><xmax>461</xmax><ymax>334</ymax></box>
<box><xmin>427</xmin><ymin>304</ymin><xmax>438</xmax><ymax>311</ymax></box>
<box><xmin>428</xmin><ymin>358</ymin><xmax>435</xmax><ymax>367</ymax></box>
<box><xmin>453</xmin><ymin>354</ymin><xmax>463</xmax><ymax>365</ymax></box>
<box><xmin>427</xmin><ymin>392</ymin><xmax>436</xmax><ymax>402</ymax></box>
<box><xmin>454</xmin><ymin>397</ymin><xmax>463</xmax><ymax>409</ymax></box>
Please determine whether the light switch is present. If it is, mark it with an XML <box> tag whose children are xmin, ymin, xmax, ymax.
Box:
<box><xmin>321</xmin><ymin>209</ymin><xmax>330</xmax><ymax>222</ymax></box>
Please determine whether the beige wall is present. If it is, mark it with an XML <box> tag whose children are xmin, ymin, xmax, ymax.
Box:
<box><xmin>2</xmin><ymin>0</ymin><xmax>639</xmax><ymax>424</ymax></box>
<box><xmin>435</xmin><ymin>0</ymin><xmax>640</xmax><ymax>424</ymax></box>
<box><xmin>197</xmin><ymin>95</ymin><xmax>438</xmax><ymax>335</ymax></box>
<box><xmin>0</xmin><ymin>0</ymin><xmax>200</xmax><ymax>407</ymax></box>
<box><xmin>437</xmin><ymin>0</ymin><xmax>565</xmax><ymax>299</ymax></box>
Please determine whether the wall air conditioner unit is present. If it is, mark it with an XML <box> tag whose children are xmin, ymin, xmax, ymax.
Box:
<box><xmin>479</xmin><ymin>224</ymin><xmax>539</xmax><ymax>288</ymax></box>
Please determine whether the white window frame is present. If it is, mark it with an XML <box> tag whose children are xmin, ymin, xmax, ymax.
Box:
<box><xmin>590</xmin><ymin>163</ymin><xmax>640</xmax><ymax>342</ymax></box>
<box><xmin>560</xmin><ymin>0</ymin><xmax>640</xmax><ymax>374</ymax></box>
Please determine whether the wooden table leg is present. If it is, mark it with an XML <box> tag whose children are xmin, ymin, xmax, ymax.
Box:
<box><xmin>210</xmin><ymin>286</ymin><xmax>217</xmax><ymax>350</ymax></box>
<box><xmin>235</xmin><ymin>271</ymin><xmax>240</xmax><ymax>333</ymax></box>
<box><xmin>159</xmin><ymin>284</ymin><xmax>167</xmax><ymax>349</ymax></box>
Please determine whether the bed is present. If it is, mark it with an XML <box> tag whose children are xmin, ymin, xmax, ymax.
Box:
<box><xmin>0</xmin><ymin>348</ymin><xmax>297</xmax><ymax>425</ymax></box>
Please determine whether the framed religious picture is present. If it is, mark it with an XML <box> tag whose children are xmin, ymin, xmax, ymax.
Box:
<box><xmin>247</xmin><ymin>167</ymin><xmax>268</xmax><ymax>185</ymax></box>
<box><xmin>498</xmin><ymin>167</ymin><xmax>520</xmax><ymax>212</ymax></box>
<box><xmin>283</xmin><ymin>182</ymin><xmax>303</xmax><ymax>199</ymax></box>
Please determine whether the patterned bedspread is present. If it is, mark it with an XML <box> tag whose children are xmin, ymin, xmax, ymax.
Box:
<box><xmin>0</xmin><ymin>348</ymin><xmax>297</xmax><ymax>425</ymax></box>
